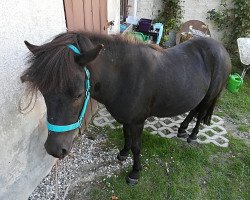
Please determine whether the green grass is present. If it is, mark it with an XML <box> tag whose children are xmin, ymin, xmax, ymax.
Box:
<box><xmin>237</xmin><ymin>124</ymin><xmax>250</xmax><ymax>132</ymax></box>
<box><xmin>216</xmin><ymin>70</ymin><xmax>250</xmax><ymax>121</ymax></box>
<box><xmin>89</xmin><ymin>130</ymin><xmax>250</xmax><ymax>200</ymax></box>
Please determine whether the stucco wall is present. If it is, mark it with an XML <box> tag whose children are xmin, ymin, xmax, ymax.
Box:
<box><xmin>128</xmin><ymin>0</ymin><xmax>162</xmax><ymax>20</ymax></box>
<box><xmin>108</xmin><ymin>0</ymin><xmax>120</xmax><ymax>34</ymax></box>
<box><xmin>181</xmin><ymin>0</ymin><xmax>223</xmax><ymax>40</ymax></box>
<box><xmin>127</xmin><ymin>0</ymin><xmax>223</xmax><ymax>40</ymax></box>
<box><xmin>0</xmin><ymin>0</ymin><xmax>66</xmax><ymax>199</ymax></box>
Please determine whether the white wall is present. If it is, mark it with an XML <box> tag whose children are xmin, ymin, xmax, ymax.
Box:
<box><xmin>182</xmin><ymin>0</ymin><xmax>223</xmax><ymax>40</ymax></box>
<box><xmin>108</xmin><ymin>0</ymin><xmax>120</xmax><ymax>34</ymax></box>
<box><xmin>127</xmin><ymin>0</ymin><xmax>223</xmax><ymax>40</ymax></box>
<box><xmin>128</xmin><ymin>0</ymin><xmax>162</xmax><ymax>20</ymax></box>
<box><xmin>0</xmin><ymin>0</ymin><xmax>66</xmax><ymax>199</ymax></box>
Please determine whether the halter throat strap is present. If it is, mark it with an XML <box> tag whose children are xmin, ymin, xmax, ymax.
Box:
<box><xmin>47</xmin><ymin>44</ymin><xmax>90</xmax><ymax>133</ymax></box>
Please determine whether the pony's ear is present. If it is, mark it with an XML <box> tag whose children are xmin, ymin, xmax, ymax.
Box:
<box><xmin>24</xmin><ymin>40</ymin><xmax>38</xmax><ymax>54</ymax></box>
<box><xmin>20</xmin><ymin>74</ymin><xmax>30</xmax><ymax>83</ymax></box>
<box><xmin>76</xmin><ymin>44</ymin><xmax>104</xmax><ymax>66</ymax></box>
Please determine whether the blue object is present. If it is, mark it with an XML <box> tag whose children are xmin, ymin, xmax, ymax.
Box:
<box><xmin>153</xmin><ymin>23</ymin><xmax>164</xmax><ymax>44</ymax></box>
<box><xmin>120</xmin><ymin>24</ymin><xmax>127</xmax><ymax>32</ymax></box>
<box><xmin>47</xmin><ymin>45</ymin><xmax>91</xmax><ymax>133</ymax></box>
<box><xmin>67</xmin><ymin>44</ymin><xmax>81</xmax><ymax>55</ymax></box>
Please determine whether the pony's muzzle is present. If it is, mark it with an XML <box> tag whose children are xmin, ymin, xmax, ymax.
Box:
<box><xmin>44</xmin><ymin>131</ymin><xmax>73</xmax><ymax>158</ymax></box>
<box><xmin>44</xmin><ymin>140</ymin><xmax>69</xmax><ymax>158</ymax></box>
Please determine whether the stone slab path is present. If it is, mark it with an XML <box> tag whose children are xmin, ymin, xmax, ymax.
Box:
<box><xmin>93</xmin><ymin>105</ymin><xmax>229</xmax><ymax>147</ymax></box>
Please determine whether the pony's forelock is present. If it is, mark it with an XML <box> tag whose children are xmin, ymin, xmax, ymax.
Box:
<box><xmin>22</xmin><ymin>33</ymin><xmax>81</xmax><ymax>93</ymax></box>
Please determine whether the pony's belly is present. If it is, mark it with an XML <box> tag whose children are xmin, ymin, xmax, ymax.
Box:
<box><xmin>152</xmin><ymin>106</ymin><xmax>194</xmax><ymax>118</ymax></box>
<box><xmin>151</xmin><ymin>94</ymin><xmax>205</xmax><ymax>118</ymax></box>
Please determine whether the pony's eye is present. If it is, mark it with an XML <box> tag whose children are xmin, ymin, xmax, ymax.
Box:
<box><xmin>75</xmin><ymin>93</ymin><xmax>83</xmax><ymax>99</ymax></box>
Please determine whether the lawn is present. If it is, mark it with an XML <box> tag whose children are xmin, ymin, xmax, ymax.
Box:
<box><xmin>216</xmin><ymin>71</ymin><xmax>250</xmax><ymax>123</ymax></box>
<box><xmin>89</xmin><ymin>66</ymin><xmax>250</xmax><ymax>200</ymax></box>
<box><xmin>216</xmin><ymin>66</ymin><xmax>250</xmax><ymax>134</ymax></box>
<box><xmin>89</xmin><ymin>130</ymin><xmax>250</xmax><ymax>200</ymax></box>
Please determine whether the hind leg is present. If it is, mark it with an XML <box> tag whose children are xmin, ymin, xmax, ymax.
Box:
<box><xmin>177</xmin><ymin>109</ymin><xmax>197</xmax><ymax>138</ymax></box>
<box><xmin>187</xmin><ymin>111</ymin><xmax>207</xmax><ymax>143</ymax></box>
<box><xmin>117</xmin><ymin>124</ymin><xmax>132</xmax><ymax>161</ymax></box>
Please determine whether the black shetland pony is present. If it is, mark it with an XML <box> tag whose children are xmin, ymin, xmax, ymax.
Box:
<box><xmin>21</xmin><ymin>32</ymin><xmax>231</xmax><ymax>184</ymax></box>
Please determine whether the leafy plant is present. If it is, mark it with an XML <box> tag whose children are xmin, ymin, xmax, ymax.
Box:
<box><xmin>156</xmin><ymin>0</ymin><xmax>183</xmax><ymax>31</ymax></box>
<box><xmin>155</xmin><ymin>0</ymin><xmax>184</xmax><ymax>45</ymax></box>
<box><xmin>207</xmin><ymin>0</ymin><xmax>250</xmax><ymax>53</ymax></box>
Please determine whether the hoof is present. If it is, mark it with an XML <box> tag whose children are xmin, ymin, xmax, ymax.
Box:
<box><xmin>117</xmin><ymin>153</ymin><xmax>128</xmax><ymax>161</ymax></box>
<box><xmin>177</xmin><ymin>132</ymin><xmax>188</xmax><ymax>138</ymax></box>
<box><xmin>126</xmin><ymin>176</ymin><xmax>139</xmax><ymax>186</ymax></box>
<box><xmin>187</xmin><ymin>137</ymin><xmax>192</xmax><ymax>143</ymax></box>
<box><xmin>187</xmin><ymin>136</ymin><xmax>197</xmax><ymax>143</ymax></box>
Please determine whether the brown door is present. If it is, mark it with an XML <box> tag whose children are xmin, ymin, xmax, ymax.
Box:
<box><xmin>120</xmin><ymin>0</ymin><xmax>128</xmax><ymax>22</ymax></box>
<box><xmin>63</xmin><ymin>0</ymin><xmax>108</xmax><ymax>33</ymax></box>
<box><xmin>63</xmin><ymin>0</ymin><xmax>107</xmax><ymax>128</ymax></box>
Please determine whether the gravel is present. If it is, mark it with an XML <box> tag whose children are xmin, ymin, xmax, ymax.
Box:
<box><xmin>28</xmin><ymin>125</ymin><xmax>132</xmax><ymax>200</ymax></box>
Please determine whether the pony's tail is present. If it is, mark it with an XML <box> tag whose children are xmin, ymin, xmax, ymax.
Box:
<box><xmin>202</xmin><ymin>93</ymin><xmax>221</xmax><ymax>125</ymax></box>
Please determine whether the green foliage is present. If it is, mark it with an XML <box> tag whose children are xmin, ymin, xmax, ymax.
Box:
<box><xmin>156</xmin><ymin>0</ymin><xmax>184</xmax><ymax>31</ymax></box>
<box><xmin>207</xmin><ymin>0</ymin><xmax>250</xmax><ymax>53</ymax></box>
<box><xmin>90</xmin><ymin>130</ymin><xmax>250</xmax><ymax>200</ymax></box>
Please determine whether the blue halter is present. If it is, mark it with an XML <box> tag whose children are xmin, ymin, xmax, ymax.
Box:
<box><xmin>47</xmin><ymin>44</ymin><xmax>91</xmax><ymax>133</ymax></box>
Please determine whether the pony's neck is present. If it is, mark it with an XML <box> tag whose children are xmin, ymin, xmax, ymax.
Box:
<box><xmin>84</xmin><ymin>33</ymin><xmax>160</xmax><ymax>106</ymax></box>
<box><xmin>88</xmin><ymin>34</ymin><xmax>136</xmax><ymax>63</ymax></box>
<box><xmin>87</xmin><ymin>35</ymin><xmax>130</xmax><ymax>105</ymax></box>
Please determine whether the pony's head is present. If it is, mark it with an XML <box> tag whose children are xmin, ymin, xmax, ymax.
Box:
<box><xmin>21</xmin><ymin>33</ymin><xmax>103</xmax><ymax>158</ymax></box>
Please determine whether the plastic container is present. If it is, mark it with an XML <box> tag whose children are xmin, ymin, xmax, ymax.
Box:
<box><xmin>227</xmin><ymin>73</ymin><xmax>243</xmax><ymax>93</ymax></box>
<box><xmin>131</xmin><ymin>32</ymin><xmax>145</xmax><ymax>42</ymax></box>
<box><xmin>120</xmin><ymin>24</ymin><xmax>127</xmax><ymax>32</ymax></box>
<box><xmin>125</xmin><ymin>32</ymin><xmax>150</xmax><ymax>42</ymax></box>
<box><xmin>153</xmin><ymin>23</ymin><xmax>164</xmax><ymax>44</ymax></box>
<box><xmin>126</xmin><ymin>16</ymin><xmax>139</xmax><ymax>25</ymax></box>
<box><xmin>138</xmin><ymin>18</ymin><xmax>152</xmax><ymax>32</ymax></box>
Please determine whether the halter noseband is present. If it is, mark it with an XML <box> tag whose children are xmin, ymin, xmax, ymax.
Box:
<box><xmin>47</xmin><ymin>44</ymin><xmax>90</xmax><ymax>133</ymax></box>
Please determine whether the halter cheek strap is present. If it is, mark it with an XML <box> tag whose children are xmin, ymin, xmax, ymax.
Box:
<box><xmin>47</xmin><ymin>44</ymin><xmax>90</xmax><ymax>133</ymax></box>
<box><xmin>67</xmin><ymin>44</ymin><xmax>81</xmax><ymax>54</ymax></box>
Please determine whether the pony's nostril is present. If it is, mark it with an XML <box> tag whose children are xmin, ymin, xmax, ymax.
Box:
<box><xmin>61</xmin><ymin>148</ymin><xmax>68</xmax><ymax>157</ymax></box>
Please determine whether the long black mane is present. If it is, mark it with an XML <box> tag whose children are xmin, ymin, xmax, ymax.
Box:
<box><xmin>21</xmin><ymin>32</ymin><xmax>159</xmax><ymax>93</ymax></box>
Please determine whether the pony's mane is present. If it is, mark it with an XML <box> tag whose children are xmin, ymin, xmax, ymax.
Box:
<box><xmin>21</xmin><ymin>32</ymin><xmax>163</xmax><ymax>93</ymax></box>
<box><xmin>78</xmin><ymin>31</ymin><xmax>164</xmax><ymax>51</ymax></box>
<box><xmin>21</xmin><ymin>33</ymin><xmax>82</xmax><ymax>93</ymax></box>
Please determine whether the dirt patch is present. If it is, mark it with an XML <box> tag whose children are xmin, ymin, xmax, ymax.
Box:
<box><xmin>223</xmin><ymin>117</ymin><xmax>250</xmax><ymax>147</ymax></box>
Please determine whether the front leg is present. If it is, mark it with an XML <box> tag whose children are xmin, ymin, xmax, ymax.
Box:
<box><xmin>117</xmin><ymin>124</ymin><xmax>132</xmax><ymax>161</ymax></box>
<box><xmin>126</xmin><ymin>123</ymin><xmax>144</xmax><ymax>185</ymax></box>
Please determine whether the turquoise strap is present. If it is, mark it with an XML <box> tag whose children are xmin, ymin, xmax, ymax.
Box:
<box><xmin>67</xmin><ymin>44</ymin><xmax>81</xmax><ymax>55</ymax></box>
<box><xmin>47</xmin><ymin>44</ymin><xmax>91</xmax><ymax>133</ymax></box>
<box><xmin>47</xmin><ymin>121</ymin><xmax>81</xmax><ymax>132</ymax></box>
